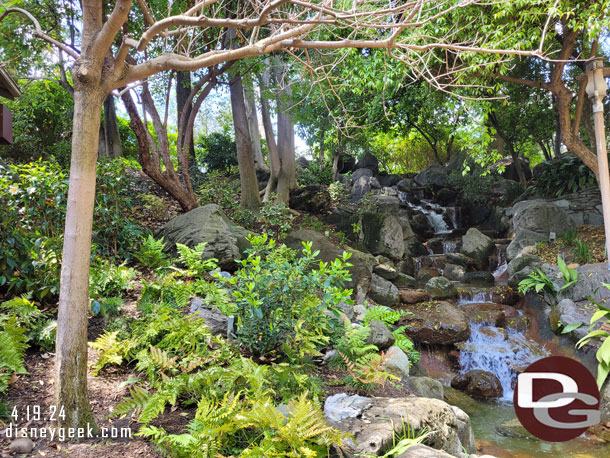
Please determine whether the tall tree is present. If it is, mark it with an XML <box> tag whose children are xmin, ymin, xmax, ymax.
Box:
<box><xmin>0</xmin><ymin>0</ymin><xmax>556</xmax><ymax>434</ymax></box>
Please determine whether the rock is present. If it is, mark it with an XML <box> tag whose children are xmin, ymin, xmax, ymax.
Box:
<box><xmin>381</xmin><ymin>346</ymin><xmax>410</xmax><ymax>378</ymax></box>
<box><xmin>397</xmin><ymin>258</ymin><xmax>416</xmax><ymax>276</ymax></box>
<box><xmin>337</xmin><ymin>301</ymin><xmax>355</xmax><ymax>321</ymax></box>
<box><xmin>451</xmin><ymin>370</ymin><xmax>503</xmax><ymax>399</ymax></box>
<box><xmin>461</xmin><ymin>228</ymin><xmax>495</xmax><ymax>270</ymax></box>
<box><xmin>601</xmin><ymin>380</ymin><xmax>610</xmax><ymax>422</ymax></box>
<box><xmin>417</xmin><ymin>267</ymin><xmax>440</xmax><ymax>285</ymax></box>
<box><xmin>443</xmin><ymin>386</ymin><xmax>481</xmax><ymax>416</ymax></box>
<box><xmin>373</xmin><ymin>195</ymin><xmax>402</xmax><ymax>214</ymax></box>
<box><xmin>496</xmin><ymin>418</ymin><xmax>536</xmax><ymax>440</ymax></box>
<box><xmin>506</xmin><ymin>228</ymin><xmax>548</xmax><ymax>261</ymax></box>
<box><xmin>396</xmin><ymin>445</ymin><xmax>454</xmax><ymax>458</ymax></box>
<box><xmin>324</xmin><ymin>394</ymin><xmax>465</xmax><ymax>457</ymax></box>
<box><xmin>511</xmin><ymin>199</ymin><xmax>575</xmax><ymax>237</ymax></box>
<box><xmin>351</xmin><ymin>168</ymin><xmax>381</xmax><ymax>202</ymax></box>
<box><xmin>323</xmin><ymin>393</ymin><xmax>373</xmax><ymax>423</ymax></box>
<box><xmin>374</xmin><ymin>263</ymin><xmax>399</xmax><ymax>281</ymax></box>
<box><xmin>507</xmin><ymin>266</ymin><xmax>535</xmax><ymax>289</ymax></box>
<box><xmin>549</xmin><ymin>298</ymin><xmax>596</xmax><ymax>342</ymax></box>
<box><xmin>462</xmin><ymin>271</ymin><xmax>495</xmax><ymax>285</ymax></box>
<box><xmin>507</xmin><ymin>254</ymin><xmax>542</xmax><ymax>278</ymax></box>
<box><xmin>402</xmin><ymin>301</ymin><xmax>470</xmax><ymax>345</ymax></box>
<box><xmin>436</xmin><ymin>188</ymin><xmax>458</xmax><ymax>206</ymax></box>
<box><xmin>189</xmin><ymin>297</ymin><xmax>229</xmax><ymax>336</ymax></box>
<box><xmin>445</xmin><ymin>253</ymin><xmax>476</xmax><ymax>268</ymax></box>
<box><xmin>404</xmin><ymin>376</ymin><xmax>444</xmax><ymax>400</ymax></box>
<box><xmin>444</xmin><ymin>263</ymin><xmax>466</xmax><ymax>282</ymax></box>
<box><xmin>559</xmin><ymin>263</ymin><xmax>610</xmax><ymax>303</ymax></box>
<box><xmin>8</xmin><ymin>438</ymin><xmax>34</xmax><ymax>454</ymax></box>
<box><xmin>451</xmin><ymin>406</ymin><xmax>476</xmax><ymax>454</ymax></box>
<box><xmin>414</xmin><ymin>163</ymin><xmax>448</xmax><ymax>188</ymax></box>
<box><xmin>427</xmin><ymin>237</ymin><xmax>444</xmax><ymax>254</ymax></box>
<box><xmin>378</xmin><ymin>173</ymin><xmax>402</xmax><ymax>187</ymax></box>
<box><xmin>397</xmin><ymin>178</ymin><xmax>414</xmax><ymax>193</ymax></box>
<box><xmin>322</xmin><ymin>349</ymin><xmax>339</xmax><ymax>364</ymax></box>
<box><xmin>369</xmin><ymin>274</ymin><xmax>400</xmax><ymax>307</ymax></box>
<box><xmin>394</xmin><ymin>273</ymin><xmax>416</xmax><ymax>289</ymax></box>
<box><xmin>400</xmin><ymin>289</ymin><xmax>430</xmax><ymax>304</ymax></box>
<box><xmin>356</xmin><ymin>152</ymin><xmax>379</xmax><ymax>174</ymax></box>
<box><xmin>284</xmin><ymin>230</ymin><xmax>375</xmax><ymax>302</ymax></box>
<box><xmin>505</xmin><ymin>315</ymin><xmax>530</xmax><ymax>332</ymax></box>
<box><xmin>425</xmin><ymin>277</ymin><xmax>457</xmax><ymax>300</ymax></box>
<box><xmin>461</xmin><ymin>303</ymin><xmax>506</xmax><ymax>327</ymax></box>
<box><xmin>353</xmin><ymin>303</ymin><xmax>368</xmax><ymax>322</ymax></box>
<box><xmin>155</xmin><ymin>204</ymin><xmax>251</xmax><ymax>271</ymax></box>
<box><xmin>289</xmin><ymin>184</ymin><xmax>331</xmax><ymax>213</ymax></box>
<box><xmin>367</xmin><ymin>320</ymin><xmax>396</xmax><ymax>350</ymax></box>
<box><xmin>490</xmin><ymin>287</ymin><xmax>520</xmax><ymax>305</ymax></box>
<box><xmin>358</xmin><ymin>212</ymin><xmax>405</xmax><ymax>260</ymax></box>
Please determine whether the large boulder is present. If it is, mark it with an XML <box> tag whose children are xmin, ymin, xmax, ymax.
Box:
<box><xmin>402</xmin><ymin>301</ymin><xmax>470</xmax><ymax>345</ymax></box>
<box><xmin>155</xmin><ymin>204</ymin><xmax>251</xmax><ymax>270</ymax></box>
<box><xmin>323</xmin><ymin>394</ymin><xmax>469</xmax><ymax>457</ymax></box>
<box><xmin>397</xmin><ymin>178</ymin><xmax>414</xmax><ymax>193</ymax></box>
<box><xmin>462</xmin><ymin>271</ymin><xmax>495</xmax><ymax>285</ymax></box>
<box><xmin>507</xmin><ymin>254</ymin><xmax>542</xmax><ymax>279</ymax></box>
<box><xmin>381</xmin><ymin>345</ymin><xmax>410</xmax><ymax>378</ymax></box>
<box><xmin>450</xmin><ymin>405</ymin><xmax>476</xmax><ymax>454</ymax></box>
<box><xmin>356</xmin><ymin>152</ymin><xmax>379</xmax><ymax>174</ymax></box>
<box><xmin>284</xmin><ymin>230</ymin><xmax>375</xmax><ymax>302</ymax></box>
<box><xmin>425</xmin><ymin>276</ymin><xmax>457</xmax><ymax>300</ymax></box>
<box><xmin>451</xmin><ymin>370</ymin><xmax>503</xmax><ymax>399</ymax></box>
<box><xmin>444</xmin><ymin>263</ymin><xmax>466</xmax><ymax>282</ymax></box>
<box><xmin>461</xmin><ymin>228</ymin><xmax>495</xmax><ymax>270</ymax></box>
<box><xmin>511</xmin><ymin>200</ymin><xmax>575</xmax><ymax>236</ymax></box>
<box><xmin>414</xmin><ymin>163</ymin><xmax>448</xmax><ymax>188</ymax></box>
<box><xmin>404</xmin><ymin>376</ymin><xmax>444</xmax><ymax>400</ymax></box>
<box><xmin>506</xmin><ymin>228</ymin><xmax>547</xmax><ymax>261</ymax></box>
<box><xmin>369</xmin><ymin>273</ymin><xmax>400</xmax><ymax>307</ymax></box>
<box><xmin>396</xmin><ymin>445</ymin><xmax>454</xmax><ymax>458</ymax></box>
<box><xmin>358</xmin><ymin>212</ymin><xmax>405</xmax><ymax>260</ymax></box>
<box><xmin>351</xmin><ymin>168</ymin><xmax>381</xmax><ymax>202</ymax></box>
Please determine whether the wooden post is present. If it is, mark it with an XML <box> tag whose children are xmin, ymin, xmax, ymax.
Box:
<box><xmin>585</xmin><ymin>58</ymin><xmax>610</xmax><ymax>269</ymax></box>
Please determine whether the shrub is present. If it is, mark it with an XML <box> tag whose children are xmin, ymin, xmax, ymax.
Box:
<box><xmin>328</xmin><ymin>181</ymin><xmax>349</xmax><ymax>203</ymax></box>
<box><xmin>447</xmin><ymin>169</ymin><xmax>494</xmax><ymax>204</ymax></box>
<box><xmin>298</xmin><ymin>161</ymin><xmax>334</xmax><ymax>186</ymax></box>
<box><xmin>216</xmin><ymin>234</ymin><xmax>352</xmax><ymax>359</ymax></box>
<box><xmin>0</xmin><ymin>297</ymin><xmax>56</xmax><ymax>351</ymax></box>
<box><xmin>197</xmin><ymin>132</ymin><xmax>237</xmax><ymax>172</ymax></box>
<box><xmin>257</xmin><ymin>201</ymin><xmax>295</xmax><ymax>238</ymax></box>
<box><xmin>134</xmin><ymin>235</ymin><xmax>170</xmax><ymax>270</ymax></box>
<box><xmin>534</xmin><ymin>156</ymin><xmax>596</xmax><ymax>198</ymax></box>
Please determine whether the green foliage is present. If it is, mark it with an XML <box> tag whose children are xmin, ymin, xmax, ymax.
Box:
<box><xmin>518</xmin><ymin>256</ymin><xmax>578</xmax><ymax>302</ymax></box>
<box><xmin>0</xmin><ymin>297</ymin><xmax>55</xmax><ymax>351</ymax></box>
<box><xmin>562</xmin><ymin>229</ymin><xmax>578</xmax><ymax>246</ymax></box>
<box><xmin>499</xmin><ymin>182</ymin><xmax>525</xmax><ymax>206</ymax></box>
<box><xmin>447</xmin><ymin>169</ymin><xmax>494</xmax><ymax>204</ymax></box>
<box><xmin>137</xmin><ymin>193</ymin><xmax>168</xmax><ymax>215</ymax></box>
<box><xmin>217</xmin><ymin>235</ymin><xmax>352</xmax><ymax>359</ymax></box>
<box><xmin>90</xmin><ymin>259</ymin><xmax>136</xmax><ymax>299</ymax></box>
<box><xmin>197</xmin><ymin>132</ymin><xmax>237</xmax><ymax>172</ymax></box>
<box><xmin>91</xmin><ymin>297</ymin><xmax>123</xmax><ymax>318</ymax></box>
<box><xmin>362</xmin><ymin>421</ymin><xmax>430</xmax><ymax>457</ymax></box>
<box><xmin>534</xmin><ymin>156</ymin><xmax>596</xmax><ymax>198</ymax></box>
<box><xmin>575</xmin><ymin>240</ymin><xmax>592</xmax><ymax>265</ymax></box>
<box><xmin>0</xmin><ymin>317</ymin><xmax>28</xmax><ymax>395</ymax></box>
<box><xmin>300</xmin><ymin>214</ymin><xmax>326</xmax><ymax>232</ymax></box>
<box><xmin>196</xmin><ymin>170</ymin><xmax>239</xmax><ymax>211</ymax></box>
<box><xmin>328</xmin><ymin>181</ymin><xmax>349</xmax><ymax>203</ymax></box>
<box><xmin>4</xmin><ymin>80</ymin><xmax>73</xmax><ymax>166</ymax></box>
<box><xmin>257</xmin><ymin>201</ymin><xmax>295</xmax><ymax>238</ymax></box>
<box><xmin>175</xmin><ymin>243</ymin><xmax>218</xmax><ymax>277</ymax></box>
<box><xmin>363</xmin><ymin>305</ymin><xmax>405</xmax><ymax>327</ymax></box>
<box><xmin>233</xmin><ymin>208</ymin><xmax>257</xmax><ymax>228</ymax></box>
<box><xmin>575</xmin><ymin>283</ymin><xmax>610</xmax><ymax>388</ymax></box>
<box><xmin>135</xmin><ymin>235</ymin><xmax>171</xmax><ymax>270</ymax></box>
<box><xmin>298</xmin><ymin>162</ymin><xmax>334</xmax><ymax>186</ymax></box>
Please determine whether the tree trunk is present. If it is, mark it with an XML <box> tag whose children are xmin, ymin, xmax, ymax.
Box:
<box><xmin>243</xmin><ymin>78</ymin><xmax>266</xmax><ymax>170</ymax></box>
<box><xmin>229</xmin><ymin>73</ymin><xmax>261</xmax><ymax>210</ymax></box>
<box><xmin>333</xmin><ymin>130</ymin><xmax>343</xmax><ymax>181</ymax></box>
<box><xmin>55</xmin><ymin>86</ymin><xmax>100</xmax><ymax>433</ymax></box>
<box><xmin>275</xmin><ymin>76</ymin><xmax>296</xmax><ymax>204</ymax></box>
<box><xmin>553</xmin><ymin>95</ymin><xmax>561</xmax><ymax>158</ymax></box>
<box><xmin>99</xmin><ymin>95</ymin><xmax>122</xmax><ymax>158</ymax></box>
<box><xmin>260</xmin><ymin>73</ymin><xmax>280</xmax><ymax>202</ymax></box>
<box><xmin>318</xmin><ymin>130</ymin><xmax>325</xmax><ymax>167</ymax></box>
<box><xmin>176</xmin><ymin>71</ymin><xmax>195</xmax><ymax>159</ymax></box>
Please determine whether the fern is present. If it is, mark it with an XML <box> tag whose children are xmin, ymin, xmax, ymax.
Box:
<box><xmin>89</xmin><ymin>331</ymin><xmax>129</xmax><ymax>375</ymax></box>
<box><xmin>392</xmin><ymin>326</ymin><xmax>420</xmax><ymax>365</ymax></box>
<box><xmin>363</xmin><ymin>305</ymin><xmax>405</xmax><ymax>326</ymax></box>
<box><xmin>334</xmin><ymin>323</ymin><xmax>378</xmax><ymax>364</ymax></box>
<box><xmin>135</xmin><ymin>235</ymin><xmax>170</xmax><ymax>270</ymax></box>
<box><xmin>0</xmin><ymin>318</ymin><xmax>28</xmax><ymax>394</ymax></box>
<box><xmin>175</xmin><ymin>243</ymin><xmax>218</xmax><ymax>277</ymax></box>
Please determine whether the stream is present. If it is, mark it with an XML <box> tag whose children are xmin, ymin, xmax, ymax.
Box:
<box><xmin>399</xmin><ymin>190</ymin><xmax>610</xmax><ymax>457</ymax></box>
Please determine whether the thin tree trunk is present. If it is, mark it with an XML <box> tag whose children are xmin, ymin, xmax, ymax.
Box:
<box><xmin>99</xmin><ymin>95</ymin><xmax>122</xmax><ymax>158</ymax></box>
<box><xmin>260</xmin><ymin>73</ymin><xmax>280</xmax><ymax>202</ymax></box>
<box><xmin>333</xmin><ymin>130</ymin><xmax>343</xmax><ymax>180</ymax></box>
<box><xmin>318</xmin><ymin>130</ymin><xmax>325</xmax><ymax>167</ymax></box>
<box><xmin>55</xmin><ymin>86</ymin><xmax>100</xmax><ymax>433</ymax></box>
<box><xmin>229</xmin><ymin>73</ymin><xmax>261</xmax><ymax>210</ymax></box>
<box><xmin>243</xmin><ymin>78</ymin><xmax>266</xmax><ymax>170</ymax></box>
<box><xmin>553</xmin><ymin>95</ymin><xmax>562</xmax><ymax>158</ymax></box>
<box><xmin>176</xmin><ymin>71</ymin><xmax>195</xmax><ymax>159</ymax></box>
<box><xmin>274</xmin><ymin>68</ymin><xmax>296</xmax><ymax>204</ymax></box>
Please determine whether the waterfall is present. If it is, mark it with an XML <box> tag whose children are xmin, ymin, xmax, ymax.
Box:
<box><xmin>456</xmin><ymin>290</ymin><xmax>495</xmax><ymax>305</ymax></box>
<box><xmin>458</xmin><ymin>323</ymin><xmax>549</xmax><ymax>401</ymax></box>
<box><xmin>398</xmin><ymin>191</ymin><xmax>455</xmax><ymax>235</ymax></box>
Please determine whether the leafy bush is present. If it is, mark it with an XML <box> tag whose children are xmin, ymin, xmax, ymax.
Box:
<box><xmin>447</xmin><ymin>169</ymin><xmax>494</xmax><ymax>204</ymax></box>
<box><xmin>137</xmin><ymin>193</ymin><xmax>167</xmax><ymax>215</ymax></box>
<box><xmin>90</xmin><ymin>259</ymin><xmax>136</xmax><ymax>299</ymax></box>
<box><xmin>328</xmin><ymin>181</ymin><xmax>349</xmax><ymax>203</ymax></box>
<box><xmin>216</xmin><ymin>235</ymin><xmax>352</xmax><ymax>359</ymax></box>
<box><xmin>0</xmin><ymin>297</ymin><xmax>56</xmax><ymax>351</ymax></box>
<box><xmin>518</xmin><ymin>256</ymin><xmax>577</xmax><ymax>303</ymax></box>
<box><xmin>257</xmin><ymin>201</ymin><xmax>295</xmax><ymax>238</ymax></box>
<box><xmin>176</xmin><ymin>242</ymin><xmax>218</xmax><ymax>277</ymax></box>
<box><xmin>0</xmin><ymin>159</ymin><xmax>143</xmax><ymax>301</ymax></box>
<box><xmin>534</xmin><ymin>156</ymin><xmax>596</xmax><ymax>198</ymax></box>
<box><xmin>298</xmin><ymin>161</ymin><xmax>334</xmax><ymax>186</ymax></box>
<box><xmin>196</xmin><ymin>170</ymin><xmax>239</xmax><ymax>211</ymax></box>
<box><xmin>197</xmin><ymin>132</ymin><xmax>237</xmax><ymax>172</ymax></box>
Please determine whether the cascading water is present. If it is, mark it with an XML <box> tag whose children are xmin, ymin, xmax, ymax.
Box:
<box><xmin>398</xmin><ymin>191</ymin><xmax>455</xmax><ymax>235</ymax></box>
<box><xmin>442</xmin><ymin>240</ymin><xmax>459</xmax><ymax>253</ymax></box>
<box><xmin>492</xmin><ymin>244</ymin><xmax>508</xmax><ymax>282</ymax></box>
<box><xmin>457</xmin><ymin>323</ymin><xmax>549</xmax><ymax>400</ymax></box>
